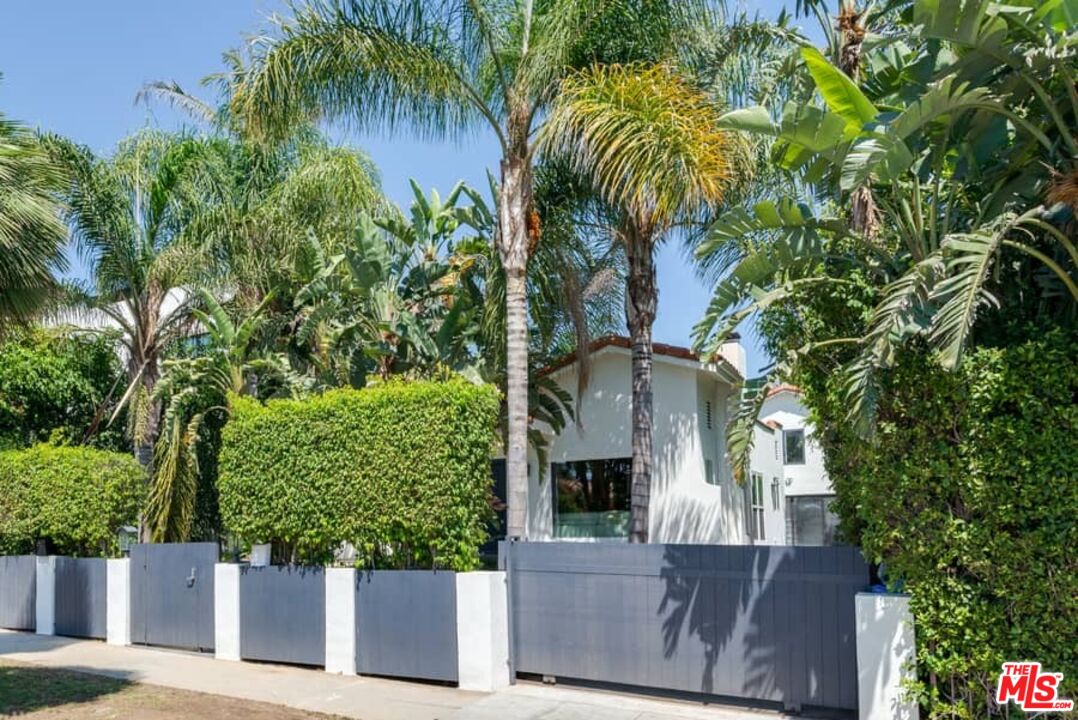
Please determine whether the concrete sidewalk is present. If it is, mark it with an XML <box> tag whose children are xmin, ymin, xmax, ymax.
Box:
<box><xmin>0</xmin><ymin>630</ymin><xmax>781</xmax><ymax>720</ymax></box>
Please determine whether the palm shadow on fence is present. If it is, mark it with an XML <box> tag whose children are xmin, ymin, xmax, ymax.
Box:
<box><xmin>658</xmin><ymin>536</ymin><xmax>864</xmax><ymax>712</ymax></box>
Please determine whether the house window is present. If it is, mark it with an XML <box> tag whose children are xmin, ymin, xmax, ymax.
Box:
<box><xmin>704</xmin><ymin>400</ymin><xmax>713</xmax><ymax>429</ymax></box>
<box><xmin>749</xmin><ymin>471</ymin><xmax>765</xmax><ymax>541</ymax></box>
<box><xmin>705</xmin><ymin>458</ymin><xmax>716</xmax><ymax>485</ymax></box>
<box><xmin>783</xmin><ymin>429</ymin><xmax>806</xmax><ymax>465</ymax></box>
<box><xmin>552</xmin><ymin>458</ymin><xmax>631</xmax><ymax>538</ymax></box>
<box><xmin>787</xmin><ymin>495</ymin><xmax>841</xmax><ymax>545</ymax></box>
<box><xmin>771</xmin><ymin>476</ymin><xmax>781</xmax><ymax>510</ymax></box>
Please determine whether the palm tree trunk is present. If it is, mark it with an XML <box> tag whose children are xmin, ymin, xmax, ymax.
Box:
<box><xmin>136</xmin><ymin>361</ymin><xmax>161</xmax><ymax>543</ymax></box>
<box><xmin>837</xmin><ymin>2</ymin><xmax>880</xmax><ymax>238</ymax></box>
<box><xmin>625</xmin><ymin>225</ymin><xmax>656</xmax><ymax>544</ymax></box>
<box><xmin>499</xmin><ymin>152</ymin><xmax>533</xmax><ymax>540</ymax></box>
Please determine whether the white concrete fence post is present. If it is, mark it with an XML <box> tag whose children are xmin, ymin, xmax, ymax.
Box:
<box><xmin>455</xmin><ymin>571</ymin><xmax>510</xmax><ymax>692</ymax></box>
<box><xmin>106</xmin><ymin>558</ymin><xmax>131</xmax><ymax>645</ymax></box>
<box><xmin>34</xmin><ymin>556</ymin><xmax>56</xmax><ymax>636</ymax></box>
<box><xmin>324</xmin><ymin>567</ymin><xmax>357</xmax><ymax>675</ymax></box>
<box><xmin>215</xmin><ymin>563</ymin><xmax>242</xmax><ymax>661</ymax></box>
<box><xmin>856</xmin><ymin>592</ymin><xmax>918</xmax><ymax>720</ymax></box>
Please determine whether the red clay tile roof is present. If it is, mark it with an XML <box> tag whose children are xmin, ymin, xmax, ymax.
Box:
<box><xmin>538</xmin><ymin>334</ymin><xmax>731</xmax><ymax>377</ymax></box>
<box><xmin>767</xmin><ymin>383</ymin><xmax>802</xmax><ymax>398</ymax></box>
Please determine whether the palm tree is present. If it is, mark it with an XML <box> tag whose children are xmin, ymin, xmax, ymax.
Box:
<box><xmin>0</xmin><ymin>105</ymin><xmax>67</xmax><ymax>327</ymax></box>
<box><xmin>138</xmin><ymin>67</ymin><xmax>386</xmax><ymax>312</ymax></box>
<box><xmin>50</xmin><ymin>132</ymin><xmax>221</xmax><ymax>510</ymax></box>
<box><xmin>542</xmin><ymin>63</ymin><xmax>745</xmax><ymax>541</ymax></box>
<box><xmin>230</xmin><ymin>0</ymin><xmax>698</xmax><ymax>539</ymax></box>
<box><xmin>149</xmin><ymin>289</ymin><xmax>289</xmax><ymax>541</ymax></box>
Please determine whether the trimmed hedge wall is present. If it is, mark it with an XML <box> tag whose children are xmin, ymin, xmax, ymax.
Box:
<box><xmin>0</xmin><ymin>445</ymin><xmax>146</xmax><ymax>556</ymax></box>
<box><xmin>218</xmin><ymin>379</ymin><xmax>500</xmax><ymax>570</ymax></box>
<box><xmin>806</xmin><ymin>329</ymin><xmax>1077</xmax><ymax>716</ymax></box>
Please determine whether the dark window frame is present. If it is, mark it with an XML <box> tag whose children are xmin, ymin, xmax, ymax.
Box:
<box><xmin>783</xmin><ymin>428</ymin><xmax>806</xmax><ymax>465</ymax></box>
<box><xmin>551</xmin><ymin>457</ymin><xmax>632</xmax><ymax>539</ymax></box>
<box><xmin>749</xmin><ymin>471</ymin><xmax>766</xmax><ymax>541</ymax></box>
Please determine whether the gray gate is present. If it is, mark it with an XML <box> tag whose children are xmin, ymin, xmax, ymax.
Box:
<box><xmin>131</xmin><ymin>543</ymin><xmax>218</xmax><ymax>651</ymax></box>
<box><xmin>355</xmin><ymin>570</ymin><xmax>458</xmax><ymax>682</ymax></box>
<box><xmin>0</xmin><ymin>556</ymin><xmax>36</xmax><ymax>631</ymax></box>
<box><xmin>240</xmin><ymin>565</ymin><xmax>325</xmax><ymax>667</ymax></box>
<box><xmin>55</xmin><ymin>557</ymin><xmax>107</xmax><ymax>639</ymax></box>
<box><xmin>502</xmin><ymin>542</ymin><xmax>868</xmax><ymax>712</ymax></box>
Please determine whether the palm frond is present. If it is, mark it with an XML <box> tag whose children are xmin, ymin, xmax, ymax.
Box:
<box><xmin>726</xmin><ymin>376</ymin><xmax>774</xmax><ymax>486</ymax></box>
<box><xmin>234</xmin><ymin>0</ymin><xmax>485</xmax><ymax>143</ymax></box>
<box><xmin>541</xmin><ymin>62</ymin><xmax>744</xmax><ymax>227</ymax></box>
<box><xmin>0</xmin><ymin>117</ymin><xmax>68</xmax><ymax>325</ymax></box>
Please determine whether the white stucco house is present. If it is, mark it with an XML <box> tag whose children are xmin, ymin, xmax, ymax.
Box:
<box><xmin>491</xmin><ymin>336</ymin><xmax>838</xmax><ymax>547</ymax></box>
<box><xmin>759</xmin><ymin>385</ymin><xmax>840</xmax><ymax>545</ymax></box>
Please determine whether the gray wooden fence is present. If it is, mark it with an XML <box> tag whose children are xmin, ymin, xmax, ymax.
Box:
<box><xmin>501</xmin><ymin>542</ymin><xmax>869</xmax><ymax>712</ymax></box>
<box><xmin>355</xmin><ymin>570</ymin><xmax>458</xmax><ymax>682</ymax></box>
<box><xmin>54</xmin><ymin>557</ymin><xmax>107</xmax><ymax>639</ymax></box>
<box><xmin>0</xmin><ymin>555</ymin><xmax>36</xmax><ymax>631</ymax></box>
<box><xmin>131</xmin><ymin>543</ymin><xmax>218</xmax><ymax>651</ymax></box>
<box><xmin>240</xmin><ymin>565</ymin><xmax>325</xmax><ymax>667</ymax></box>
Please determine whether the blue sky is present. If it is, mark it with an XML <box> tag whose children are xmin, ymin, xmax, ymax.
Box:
<box><xmin>0</xmin><ymin>1</ymin><xmax>816</xmax><ymax>375</ymax></box>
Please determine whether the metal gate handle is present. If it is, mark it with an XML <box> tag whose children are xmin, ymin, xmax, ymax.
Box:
<box><xmin>186</xmin><ymin>567</ymin><xmax>196</xmax><ymax>587</ymax></box>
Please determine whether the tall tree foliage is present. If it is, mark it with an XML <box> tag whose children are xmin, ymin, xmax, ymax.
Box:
<box><xmin>0</xmin><ymin>329</ymin><xmax>128</xmax><ymax>451</ymax></box>
<box><xmin>690</xmin><ymin>2</ymin><xmax>1077</xmax><ymax>714</ymax></box>
<box><xmin>542</xmin><ymin>62</ymin><xmax>748</xmax><ymax>541</ymax></box>
<box><xmin>148</xmin><ymin>290</ymin><xmax>290</xmax><ymax>541</ymax></box>
<box><xmin>49</xmin><ymin>131</ymin><xmax>223</xmax><ymax>503</ymax></box>
<box><xmin>230</xmin><ymin>0</ymin><xmax>701</xmax><ymax>539</ymax></box>
<box><xmin>0</xmin><ymin>99</ymin><xmax>67</xmax><ymax>327</ymax></box>
<box><xmin>695</xmin><ymin>0</ymin><xmax>1077</xmax><ymax>444</ymax></box>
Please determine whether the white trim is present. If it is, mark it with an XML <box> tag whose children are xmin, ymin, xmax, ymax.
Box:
<box><xmin>324</xmin><ymin>568</ymin><xmax>357</xmax><ymax>675</ymax></box>
<box><xmin>106</xmin><ymin>558</ymin><xmax>131</xmax><ymax>645</ymax></box>
<box><xmin>35</xmin><ymin>556</ymin><xmax>56</xmax><ymax>636</ymax></box>
<box><xmin>214</xmin><ymin>564</ymin><xmax>242</xmax><ymax>661</ymax></box>
<box><xmin>455</xmin><ymin>572</ymin><xmax>510</xmax><ymax>692</ymax></box>
<box><xmin>856</xmin><ymin>593</ymin><xmax>918</xmax><ymax>720</ymax></box>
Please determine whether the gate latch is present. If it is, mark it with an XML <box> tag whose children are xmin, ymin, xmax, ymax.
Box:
<box><xmin>186</xmin><ymin>567</ymin><xmax>196</xmax><ymax>587</ymax></box>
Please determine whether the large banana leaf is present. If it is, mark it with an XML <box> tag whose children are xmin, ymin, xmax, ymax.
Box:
<box><xmin>800</xmin><ymin>46</ymin><xmax>879</xmax><ymax>129</ymax></box>
<box><xmin>726</xmin><ymin>377</ymin><xmax>774</xmax><ymax>486</ymax></box>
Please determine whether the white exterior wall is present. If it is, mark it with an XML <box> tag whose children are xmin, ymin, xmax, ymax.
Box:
<box><xmin>760</xmin><ymin>391</ymin><xmax>832</xmax><ymax>497</ymax></box>
<box><xmin>750</xmin><ymin>424</ymin><xmax>786</xmax><ymax>545</ymax></box>
<box><xmin>530</xmin><ymin>348</ymin><xmax>747</xmax><ymax>544</ymax></box>
<box><xmin>856</xmin><ymin>593</ymin><xmax>918</xmax><ymax>720</ymax></box>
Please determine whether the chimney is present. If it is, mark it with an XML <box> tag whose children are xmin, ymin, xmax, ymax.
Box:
<box><xmin>719</xmin><ymin>333</ymin><xmax>747</xmax><ymax>377</ymax></box>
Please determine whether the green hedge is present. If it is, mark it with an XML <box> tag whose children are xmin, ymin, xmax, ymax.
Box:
<box><xmin>0</xmin><ymin>445</ymin><xmax>146</xmax><ymax>556</ymax></box>
<box><xmin>804</xmin><ymin>330</ymin><xmax>1077</xmax><ymax>717</ymax></box>
<box><xmin>218</xmin><ymin>379</ymin><xmax>500</xmax><ymax>570</ymax></box>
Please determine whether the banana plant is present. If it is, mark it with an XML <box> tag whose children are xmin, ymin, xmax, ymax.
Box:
<box><xmin>293</xmin><ymin>181</ymin><xmax>485</xmax><ymax>386</ymax></box>
<box><xmin>148</xmin><ymin>289</ymin><xmax>295</xmax><ymax>542</ymax></box>
<box><xmin>694</xmin><ymin>0</ymin><xmax>1078</xmax><ymax>466</ymax></box>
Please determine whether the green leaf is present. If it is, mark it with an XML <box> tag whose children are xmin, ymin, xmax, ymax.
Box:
<box><xmin>800</xmin><ymin>46</ymin><xmax>879</xmax><ymax>129</ymax></box>
<box><xmin>715</xmin><ymin>106</ymin><xmax>777</xmax><ymax>135</ymax></box>
<box><xmin>929</xmin><ymin>228</ymin><xmax>1006</xmax><ymax>369</ymax></box>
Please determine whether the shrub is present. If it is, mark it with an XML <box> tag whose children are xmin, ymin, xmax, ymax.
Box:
<box><xmin>0</xmin><ymin>445</ymin><xmax>146</xmax><ymax>556</ymax></box>
<box><xmin>802</xmin><ymin>330</ymin><xmax>1077</xmax><ymax>718</ymax></box>
<box><xmin>0</xmin><ymin>330</ymin><xmax>128</xmax><ymax>451</ymax></box>
<box><xmin>218</xmin><ymin>379</ymin><xmax>500</xmax><ymax>570</ymax></box>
